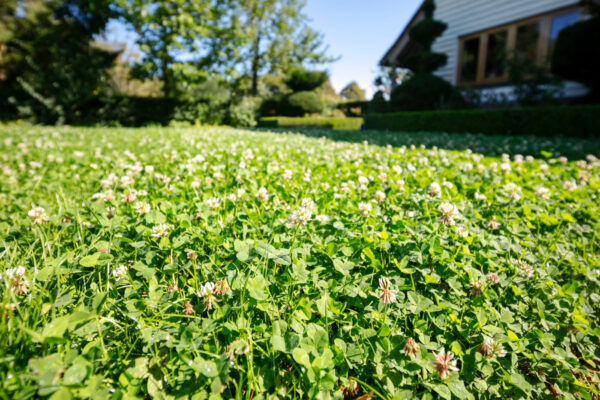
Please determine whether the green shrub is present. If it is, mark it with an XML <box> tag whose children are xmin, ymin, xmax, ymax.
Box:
<box><xmin>284</xmin><ymin>68</ymin><xmax>329</xmax><ymax>92</ymax></box>
<box><xmin>227</xmin><ymin>97</ymin><xmax>261</xmax><ymax>128</ymax></box>
<box><xmin>286</xmin><ymin>91</ymin><xmax>325</xmax><ymax>116</ymax></box>
<box><xmin>258</xmin><ymin>117</ymin><xmax>364</xmax><ymax>130</ymax></box>
<box><xmin>364</xmin><ymin>105</ymin><xmax>600</xmax><ymax>137</ymax></box>
<box><xmin>552</xmin><ymin>16</ymin><xmax>600</xmax><ymax>100</ymax></box>
<box><xmin>390</xmin><ymin>74</ymin><xmax>464</xmax><ymax>111</ymax></box>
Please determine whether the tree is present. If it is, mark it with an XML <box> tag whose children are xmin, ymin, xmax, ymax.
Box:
<box><xmin>214</xmin><ymin>0</ymin><xmax>335</xmax><ymax>96</ymax></box>
<box><xmin>0</xmin><ymin>0</ymin><xmax>118</xmax><ymax>123</ymax></box>
<box><xmin>123</xmin><ymin>0</ymin><xmax>216</xmax><ymax>98</ymax></box>
<box><xmin>390</xmin><ymin>0</ymin><xmax>463</xmax><ymax>111</ymax></box>
<box><xmin>340</xmin><ymin>81</ymin><xmax>366</xmax><ymax>101</ymax></box>
<box><xmin>284</xmin><ymin>67</ymin><xmax>328</xmax><ymax>92</ymax></box>
<box><xmin>551</xmin><ymin>5</ymin><xmax>600</xmax><ymax>101</ymax></box>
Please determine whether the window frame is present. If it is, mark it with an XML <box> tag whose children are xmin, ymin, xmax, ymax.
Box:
<box><xmin>456</xmin><ymin>6</ymin><xmax>584</xmax><ymax>87</ymax></box>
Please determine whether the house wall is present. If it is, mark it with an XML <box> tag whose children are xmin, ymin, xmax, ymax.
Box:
<box><xmin>432</xmin><ymin>0</ymin><xmax>580</xmax><ymax>85</ymax></box>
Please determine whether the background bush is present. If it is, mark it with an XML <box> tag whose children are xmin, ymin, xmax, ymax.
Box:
<box><xmin>258</xmin><ymin>116</ymin><xmax>364</xmax><ymax>130</ymax></box>
<box><xmin>226</xmin><ymin>97</ymin><xmax>261</xmax><ymax>128</ymax></box>
<box><xmin>389</xmin><ymin>74</ymin><xmax>465</xmax><ymax>111</ymax></box>
<box><xmin>285</xmin><ymin>91</ymin><xmax>325</xmax><ymax>116</ymax></box>
<box><xmin>364</xmin><ymin>105</ymin><xmax>600</xmax><ymax>137</ymax></box>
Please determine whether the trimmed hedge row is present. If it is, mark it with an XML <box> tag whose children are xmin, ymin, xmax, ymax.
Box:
<box><xmin>258</xmin><ymin>117</ymin><xmax>364</xmax><ymax>131</ymax></box>
<box><xmin>364</xmin><ymin>105</ymin><xmax>600</xmax><ymax>137</ymax></box>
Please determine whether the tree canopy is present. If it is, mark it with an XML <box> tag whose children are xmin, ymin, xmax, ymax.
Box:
<box><xmin>340</xmin><ymin>81</ymin><xmax>366</xmax><ymax>101</ymax></box>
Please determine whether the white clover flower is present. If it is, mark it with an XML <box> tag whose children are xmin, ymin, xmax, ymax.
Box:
<box><xmin>197</xmin><ymin>282</ymin><xmax>219</xmax><ymax>311</ymax></box>
<box><xmin>438</xmin><ymin>201</ymin><xmax>458</xmax><ymax>226</ymax></box>
<box><xmin>191</xmin><ymin>180</ymin><xmax>200</xmax><ymax>189</ymax></box>
<box><xmin>198</xmin><ymin>282</ymin><xmax>215</xmax><ymax>297</ymax></box>
<box><xmin>112</xmin><ymin>265</ymin><xmax>128</xmax><ymax>281</ymax></box>
<box><xmin>358</xmin><ymin>201</ymin><xmax>372</xmax><ymax>217</ymax></box>
<box><xmin>227</xmin><ymin>193</ymin><xmax>237</xmax><ymax>202</ymax></box>
<box><xmin>392</xmin><ymin>165</ymin><xmax>403</xmax><ymax>174</ymax></box>
<box><xmin>134</xmin><ymin>201</ymin><xmax>150</xmax><ymax>214</ymax></box>
<box><xmin>289</xmin><ymin>207</ymin><xmax>312</xmax><ymax>226</ymax></box>
<box><xmin>28</xmin><ymin>207</ymin><xmax>48</xmax><ymax>225</ymax></box>
<box><xmin>207</xmin><ymin>197</ymin><xmax>220</xmax><ymax>209</ymax></box>
<box><xmin>487</xmin><ymin>272</ymin><xmax>500</xmax><ymax>284</ymax></box>
<box><xmin>282</xmin><ymin>169</ymin><xmax>293</xmax><ymax>181</ymax></box>
<box><xmin>474</xmin><ymin>192</ymin><xmax>486</xmax><ymax>201</ymax></box>
<box><xmin>256</xmin><ymin>186</ymin><xmax>268</xmax><ymax>202</ymax></box>
<box><xmin>358</xmin><ymin>176</ymin><xmax>369</xmax><ymax>186</ymax></box>
<box><xmin>301</xmin><ymin>198</ymin><xmax>315</xmax><ymax>209</ymax></box>
<box><xmin>120</xmin><ymin>175</ymin><xmax>135</xmax><ymax>187</ymax></box>
<box><xmin>145</xmin><ymin>165</ymin><xmax>154</xmax><ymax>174</ymax></box>
<box><xmin>378</xmin><ymin>277</ymin><xmax>397</xmax><ymax>304</ymax></box>
<box><xmin>442</xmin><ymin>181</ymin><xmax>453</xmax><ymax>189</ymax></box>
<box><xmin>536</xmin><ymin>187</ymin><xmax>550</xmax><ymax>200</ymax></box>
<box><xmin>236</xmin><ymin>188</ymin><xmax>246</xmax><ymax>199</ymax></box>
<box><xmin>563</xmin><ymin>180</ymin><xmax>577</xmax><ymax>191</ymax></box>
<box><xmin>428</xmin><ymin>182</ymin><xmax>441</xmax><ymax>197</ymax></box>
<box><xmin>151</xmin><ymin>223</ymin><xmax>173</xmax><ymax>238</ymax></box>
<box><xmin>122</xmin><ymin>192</ymin><xmax>137</xmax><ymax>203</ymax></box>
<box><xmin>4</xmin><ymin>266</ymin><xmax>26</xmax><ymax>280</ymax></box>
<box><xmin>516</xmin><ymin>260</ymin><xmax>534</xmax><ymax>277</ymax></box>
<box><xmin>455</xmin><ymin>226</ymin><xmax>468</xmax><ymax>237</ymax></box>
<box><xmin>500</xmin><ymin>162</ymin><xmax>511</xmax><ymax>173</ymax></box>
<box><xmin>374</xmin><ymin>191</ymin><xmax>386</xmax><ymax>203</ymax></box>
<box><xmin>504</xmin><ymin>182</ymin><xmax>521</xmax><ymax>201</ymax></box>
<box><xmin>315</xmin><ymin>214</ymin><xmax>329</xmax><ymax>223</ymax></box>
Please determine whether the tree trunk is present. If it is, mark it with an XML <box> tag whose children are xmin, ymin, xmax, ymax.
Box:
<box><xmin>251</xmin><ymin>33</ymin><xmax>261</xmax><ymax>96</ymax></box>
<box><xmin>162</xmin><ymin>58</ymin><xmax>170</xmax><ymax>98</ymax></box>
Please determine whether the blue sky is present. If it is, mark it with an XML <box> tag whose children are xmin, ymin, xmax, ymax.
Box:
<box><xmin>304</xmin><ymin>0</ymin><xmax>422</xmax><ymax>97</ymax></box>
<box><xmin>104</xmin><ymin>0</ymin><xmax>423</xmax><ymax>99</ymax></box>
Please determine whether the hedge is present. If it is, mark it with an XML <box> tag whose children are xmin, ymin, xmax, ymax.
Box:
<box><xmin>364</xmin><ymin>105</ymin><xmax>600</xmax><ymax>137</ymax></box>
<box><xmin>258</xmin><ymin>117</ymin><xmax>364</xmax><ymax>131</ymax></box>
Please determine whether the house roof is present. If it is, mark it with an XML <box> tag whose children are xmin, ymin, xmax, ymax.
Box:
<box><xmin>379</xmin><ymin>0</ymin><xmax>427</xmax><ymax>67</ymax></box>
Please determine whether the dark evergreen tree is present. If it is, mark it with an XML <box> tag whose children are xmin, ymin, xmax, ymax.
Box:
<box><xmin>390</xmin><ymin>0</ymin><xmax>464</xmax><ymax>111</ymax></box>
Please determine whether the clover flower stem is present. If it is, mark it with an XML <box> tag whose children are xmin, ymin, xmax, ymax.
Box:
<box><xmin>289</xmin><ymin>225</ymin><xmax>300</xmax><ymax>260</ymax></box>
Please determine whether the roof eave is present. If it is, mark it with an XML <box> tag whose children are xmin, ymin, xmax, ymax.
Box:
<box><xmin>379</xmin><ymin>0</ymin><xmax>427</xmax><ymax>67</ymax></box>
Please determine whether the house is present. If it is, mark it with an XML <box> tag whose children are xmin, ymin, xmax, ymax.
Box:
<box><xmin>380</xmin><ymin>0</ymin><xmax>591</xmax><ymax>99</ymax></box>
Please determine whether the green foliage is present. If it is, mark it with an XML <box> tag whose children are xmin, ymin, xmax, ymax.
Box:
<box><xmin>226</xmin><ymin>97</ymin><xmax>261</xmax><ymax>127</ymax></box>
<box><xmin>340</xmin><ymin>81</ymin><xmax>366</xmax><ymax>101</ymax></box>
<box><xmin>284</xmin><ymin>68</ymin><xmax>329</xmax><ymax>92</ymax></box>
<box><xmin>401</xmin><ymin>0</ymin><xmax>448</xmax><ymax>74</ymax></box>
<box><xmin>390</xmin><ymin>74</ymin><xmax>464</xmax><ymax>111</ymax></box>
<box><xmin>507</xmin><ymin>55</ymin><xmax>562</xmax><ymax>107</ymax></box>
<box><xmin>258</xmin><ymin>116</ymin><xmax>364</xmax><ymax>130</ymax></box>
<box><xmin>389</xmin><ymin>0</ymin><xmax>460</xmax><ymax>111</ymax></box>
<box><xmin>124</xmin><ymin>0</ymin><xmax>215</xmax><ymax>98</ymax></box>
<box><xmin>285</xmin><ymin>91</ymin><xmax>325</xmax><ymax>116</ymax></box>
<box><xmin>368</xmin><ymin>90</ymin><xmax>391</xmax><ymax>114</ymax></box>
<box><xmin>212</xmin><ymin>0</ymin><xmax>335</xmax><ymax>96</ymax></box>
<box><xmin>0</xmin><ymin>0</ymin><xmax>118</xmax><ymax>124</ymax></box>
<box><xmin>364</xmin><ymin>105</ymin><xmax>600</xmax><ymax>138</ymax></box>
<box><xmin>551</xmin><ymin>16</ymin><xmax>600</xmax><ymax>100</ymax></box>
<box><xmin>0</xmin><ymin>125</ymin><xmax>599</xmax><ymax>398</ymax></box>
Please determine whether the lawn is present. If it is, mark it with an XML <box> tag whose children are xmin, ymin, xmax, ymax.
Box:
<box><xmin>0</xmin><ymin>126</ymin><xmax>599</xmax><ymax>399</ymax></box>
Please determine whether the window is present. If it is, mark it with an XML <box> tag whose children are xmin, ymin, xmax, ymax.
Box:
<box><xmin>515</xmin><ymin>22</ymin><xmax>540</xmax><ymax>63</ymax></box>
<box><xmin>457</xmin><ymin>6</ymin><xmax>583</xmax><ymax>86</ymax></box>
<box><xmin>485</xmin><ymin>30</ymin><xmax>508</xmax><ymax>79</ymax></box>
<box><xmin>549</xmin><ymin>12</ymin><xmax>579</xmax><ymax>54</ymax></box>
<box><xmin>461</xmin><ymin>37</ymin><xmax>480</xmax><ymax>83</ymax></box>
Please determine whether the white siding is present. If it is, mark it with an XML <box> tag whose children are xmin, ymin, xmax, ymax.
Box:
<box><xmin>431</xmin><ymin>0</ymin><xmax>580</xmax><ymax>84</ymax></box>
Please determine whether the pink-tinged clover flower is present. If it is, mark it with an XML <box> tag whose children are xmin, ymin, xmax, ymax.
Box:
<box><xmin>432</xmin><ymin>348</ymin><xmax>459</xmax><ymax>380</ymax></box>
